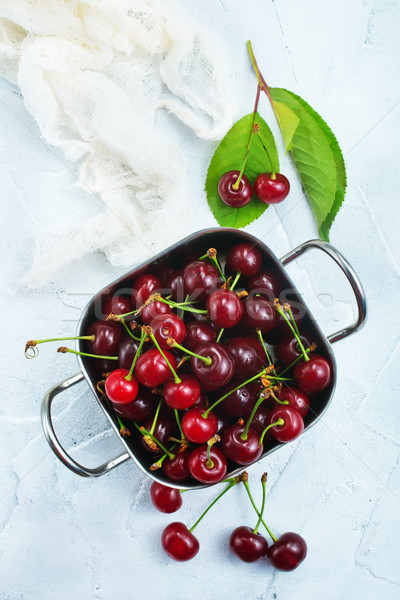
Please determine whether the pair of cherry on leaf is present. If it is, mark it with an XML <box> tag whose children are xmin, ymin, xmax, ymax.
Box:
<box><xmin>218</xmin><ymin>170</ymin><xmax>290</xmax><ymax>208</ymax></box>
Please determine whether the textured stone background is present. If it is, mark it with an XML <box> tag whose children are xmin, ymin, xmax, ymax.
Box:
<box><xmin>1</xmin><ymin>1</ymin><xmax>399</xmax><ymax>598</ymax></box>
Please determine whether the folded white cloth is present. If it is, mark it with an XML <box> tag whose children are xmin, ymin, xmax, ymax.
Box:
<box><xmin>0</xmin><ymin>0</ymin><xmax>235</xmax><ymax>286</ymax></box>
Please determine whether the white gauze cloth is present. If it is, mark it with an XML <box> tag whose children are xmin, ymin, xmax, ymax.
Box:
<box><xmin>0</xmin><ymin>0</ymin><xmax>235</xmax><ymax>287</ymax></box>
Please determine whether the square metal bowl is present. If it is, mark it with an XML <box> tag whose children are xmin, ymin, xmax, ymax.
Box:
<box><xmin>42</xmin><ymin>228</ymin><xmax>366</xmax><ymax>489</ymax></box>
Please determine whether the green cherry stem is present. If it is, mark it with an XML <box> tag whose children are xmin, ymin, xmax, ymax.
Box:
<box><xmin>189</xmin><ymin>479</ymin><xmax>238</xmax><ymax>533</ymax></box>
<box><xmin>256</xmin><ymin>329</ymin><xmax>274</xmax><ymax>368</ymax></box>
<box><xmin>279</xmin><ymin>346</ymin><xmax>313</xmax><ymax>376</ymax></box>
<box><xmin>259</xmin><ymin>418</ymin><xmax>284</xmax><ymax>446</ymax></box>
<box><xmin>255</xmin><ymin>130</ymin><xmax>276</xmax><ymax>177</ymax></box>
<box><xmin>133</xmin><ymin>422</ymin><xmax>175</xmax><ymax>460</ymax></box>
<box><xmin>56</xmin><ymin>347</ymin><xmax>118</xmax><ymax>360</ymax></box>
<box><xmin>241</xmin><ymin>473</ymin><xmax>277</xmax><ymax>542</ymax></box>
<box><xmin>206</xmin><ymin>440</ymin><xmax>215</xmax><ymax>469</ymax></box>
<box><xmin>149</xmin><ymin>399</ymin><xmax>162</xmax><ymax>436</ymax></box>
<box><xmin>231</xmin><ymin>125</ymin><xmax>258</xmax><ymax>191</ymax></box>
<box><xmin>199</xmin><ymin>249</ymin><xmax>227</xmax><ymax>283</ymax></box>
<box><xmin>230</xmin><ymin>272</ymin><xmax>241</xmax><ymax>291</ymax></box>
<box><xmin>125</xmin><ymin>329</ymin><xmax>147</xmax><ymax>381</ymax></box>
<box><xmin>167</xmin><ymin>339</ymin><xmax>212</xmax><ymax>366</ymax></box>
<box><xmin>120</xmin><ymin>317</ymin><xmax>141</xmax><ymax>341</ymax></box>
<box><xmin>174</xmin><ymin>409</ymin><xmax>184</xmax><ymax>440</ymax></box>
<box><xmin>154</xmin><ymin>295</ymin><xmax>208</xmax><ymax>315</ymax></box>
<box><xmin>150</xmin><ymin>443</ymin><xmax>177</xmax><ymax>471</ymax></box>
<box><xmin>240</xmin><ymin>392</ymin><xmax>266</xmax><ymax>441</ymax></box>
<box><xmin>25</xmin><ymin>335</ymin><xmax>95</xmax><ymax>357</ymax></box>
<box><xmin>147</xmin><ymin>329</ymin><xmax>181</xmax><ymax>384</ymax></box>
<box><xmin>253</xmin><ymin>473</ymin><xmax>267</xmax><ymax>534</ymax></box>
<box><xmin>216</xmin><ymin>328</ymin><xmax>224</xmax><ymax>343</ymax></box>
<box><xmin>274</xmin><ymin>302</ymin><xmax>309</xmax><ymax>362</ymax></box>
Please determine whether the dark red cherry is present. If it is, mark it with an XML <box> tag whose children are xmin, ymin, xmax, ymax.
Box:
<box><xmin>86</xmin><ymin>320</ymin><xmax>123</xmax><ymax>356</ymax></box>
<box><xmin>185</xmin><ymin>321</ymin><xmax>216</xmax><ymax>351</ymax></box>
<box><xmin>224</xmin><ymin>337</ymin><xmax>263</xmax><ymax>378</ymax></box>
<box><xmin>247</xmin><ymin>269</ymin><xmax>281</xmax><ymax>301</ymax></box>
<box><xmin>187</xmin><ymin>445</ymin><xmax>227</xmax><ymax>483</ymax></box>
<box><xmin>150</xmin><ymin>482</ymin><xmax>182</xmax><ymax>513</ymax></box>
<box><xmin>102</xmin><ymin>294</ymin><xmax>133</xmax><ymax>317</ymax></box>
<box><xmin>206</xmin><ymin>289</ymin><xmax>243</xmax><ymax>329</ymax></box>
<box><xmin>254</xmin><ymin>172</ymin><xmax>290</xmax><ymax>205</ymax></box>
<box><xmin>222</xmin><ymin>424</ymin><xmax>262</xmax><ymax>466</ymax></box>
<box><xmin>190</xmin><ymin>342</ymin><xmax>234</xmax><ymax>392</ymax></box>
<box><xmin>140</xmin><ymin>301</ymin><xmax>172</xmax><ymax>325</ymax></box>
<box><xmin>267</xmin><ymin>406</ymin><xmax>304</xmax><ymax>443</ymax></box>
<box><xmin>242</xmin><ymin>296</ymin><xmax>276</xmax><ymax>334</ymax></box>
<box><xmin>181</xmin><ymin>407</ymin><xmax>218</xmax><ymax>444</ymax></box>
<box><xmin>163</xmin><ymin>374</ymin><xmax>201</xmax><ymax>410</ymax></box>
<box><xmin>267</xmin><ymin>532</ymin><xmax>307</xmax><ymax>570</ymax></box>
<box><xmin>105</xmin><ymin>368</ymin><xmax>138</xmax><ymax>404</ymax></box>
<box><xmin>250</xmin><ymin>404</ymin><xmax>271</xmax><ymax>435</ymax></box>
<box><xmin>215</xmin><ymin>411</ymin><xmax>231</xmax><ymax>437</ymax></box>
<box><xmin>135</xmin><ymin>348</ymin><xmax>177</xmax><ymax>388</ymax></box>
<box><xmin>277</xmin><ymin>334</ymin><xmax>312</xmax><ymax>366</ymax></box>
<box><xmin>140</xmin><ymin>413</ymin><xmax>176</xmax><ymax>456</ymax></box>
<box><xmin>113</xmin><ymin>386</ymin><xmax>155</xmax><ymax>421</ymax></box>
<box><xmin>294</xmin><ymin>354</ymin><xmax>331</xmax><ymax>393</ymax></box>
<box><xmin>230</xmin><ymin>526</ymin><xmax>268</xmax><ymax>562</ymax></box>
<box><xmin>278</xmin><ymin>387</ymin><xmax>310</xmax><ymax>418</ymax></box>
<box><xmin>216</xmin><ymin>380</ymin><xmax>259</xmax><ymax>418</ymax></box>
<box><xmin>217</xmin><ymin>170</ymin><xmax>253</xmax><ymax>208</ymax></box>
<box><xmin>132</xmin><ymin>274</ymin><xmax>162</xmax><ymax>308</ymax></box>
<box><xmin>162</xmin><ymin>522</ymin><xmax>199</xmax><ymax>561</ymax></box>
<box><xmin>191</xmin><ymin>391</ymin><xmax>208</xmax><ymax>411</ymax></box>
<box><xmin>150</xmin><ymin>313</ymin><xmax>186</xmax><ymax>349</ymax></box>
<box><xmin>226</xmin><ymin>243</ymin><xmax>262</xmax><ymax>277</ymax></box>
<box><xmin>165</xmin><ymin>270</ymin><xmax>186</xmax><ymax>302</ymax></box>
<box><xmin>162</xmin><ymin>448</ymin><xmax>191</xmax><ymax>482</ymax></box>
<box><xmin>183</xmin><ymin>261</ymin><xmax>220</xmax><ymax>301</ymax></box>
<box><xmin>118</xmin><ymin>338</ymin><xmax>142</xmax><ymax>370</ymax></box>
<box><xmin>91</xmin><ymin>356</ymin><xmax>119</xmax><ymax>376</ymax></box>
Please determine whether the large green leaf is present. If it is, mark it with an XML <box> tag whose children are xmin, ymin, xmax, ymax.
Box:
<box><xmin>205</xmin><ymin>112</ymin><xmax>279</xmax><ymax>228</ymax></box>
<box><xmin>269</xmin><ymin>88</ymin><xmax>346</xmax><ymax>241</ymax></box>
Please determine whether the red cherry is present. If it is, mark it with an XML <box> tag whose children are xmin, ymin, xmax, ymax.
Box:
<box><xmin>267</xmin><ymin>532</ymin><xmax>307</xmax><ymax>571</ymax></box>
<box><xmin>105</xmin><ymin>369</ymin><xmax>138</xmax><ymax>404</ymax></box>
<box><xmin>86</xmin><ymin>320</ymin><xmax>123</xmax><ymax>356</ymax></box>
<box><xmin>242</xmin><ymin>296</ymin><xmax>276</xmax><ymax>334</ymax></box>
<box><xmin>140</xmin><ymin>413</ymin><xmax>176</xmax><ymax>456</ymax></box>
<box><xmin>118</xmin><ymin>338</ymin><xmax>151</xmax><ymax>370</ymax></box>
<box><xmin>267</xmin><ymin>406</ymin><xmax>304</xmax><ymax>443</ymax></box>
<box><xmin>278</xmin><ymin>387</ymin><xmax>310</xmax><ymax>418</ymax></box>
<box><xmin>277</xmin><ymin>334</ymin><xmax>312</xmax><ymax>366</ymax></box>
<box><xmin>132</xmin><ymin>274</ymin><xmax>161</xmax><ymax>308</ymax></box>
<box><xmin>113</xmin><ymin>386</ymin><xmax>155</xmax><ymax>421</ymax></box>
<box><xmin>250</xmin><ymin>404</ymin><xmax>271</xmax><ymax>435</ymax></box>
<box><xmin>226</xmin><ymin>243</ymin><xmax>262</xmax><ymax>277</ymax></box>
<box><xmin>254</xmin><ymin>172</ymin><xmax>290</xmax><ymax>205</ymax></box>
<box><xmin>163</xmin><ymin>374</ymin><xmax>201</xmax><ymax>410</ymax></box>
<box><xmin>140</xmin><ymin>301</ymin><xmax>172</xmax><ymax>325</ymax></box>
<box><xmin>165</xmin><ymin>269</ymin><xmax>186</xmax><ymax>302</ymax></box>
<box><xmin>217</xmin><ymin>170</ymin><xmax>253</xmax><ymax>208</ymax></box>
<box><xmin>207</xmin><ymin>289</ymin><xmax>243</xmax><ymax>329</ymax></box>
<box><xmin>102</xmin><ymin>294</ymin><xmax>133</xmax><ymax>317</ymax></box>
<box><xmin>181</xmin><ymin>407</ymin><xmax>218</xmax><ymax>444</ymax></box>
<box><xmin>185</xmin><ymin>321</ymin><xmax>217</xmax><ymax>351</ymax></box>
<box><xmin>150</xmin><ymin>482</ymin><xmax>182</xmax><ymax>513</ymax></box>
<box><xmin>222</xmin><ymin>424</ymin><xmax>263</xmax><ymax>466</ymax></box>
<box><xmin>230</xmin><ymin>526</ymin><xmax>268</xmax><ymax>562</ymax></box>
<box><xmin>216</xmin><ymin>380</ymin><xmax>259</xmax><ymax>418</ymax></box>
<box><xmin>247</xmin><ymin>269</ymin><xmax>281</xmax><ymax>301</ymax></box>
<box><xmin>183</xmin><ymin>261</ymin><xmax>220</xmax><ymax>301</ymax></box>
<box><xmin>135</xmin><ymin>348</ymin><xmax>177</xmax><ymax>388</ymax></box>
<box><xmin>224</xmin><ymin>337</ymin><xmax>263</xmax><ymax>379</ymax></box>
<box><xmin>150</xmin><ymin>313</ymin><xmax>186</xmax><ymax>349</ymax></box>
<box><xmin>162</xmin><ymin>448</ymin><xmax>191</xmax><ymax>482</ymax></box>
<box><xmin>161</xmin><ymin>522</ymin><xmax>199</xmax><ymax>561</ymax></box>
<box><xmin>294</xmin><ymin>354</ymin><xmax>331</xmax><ymax>393</ymax></box>
<box><xmin>187</xmin><ymin>445</ymin><xmax>227</xmax><ymax>483</ymax></box>
<box><xmin>190</xmin><ymin>342</ymin><xmax>234</xmax><ymax>392</ymax></box>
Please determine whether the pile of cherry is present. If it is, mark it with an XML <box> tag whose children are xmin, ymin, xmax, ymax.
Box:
<box><xmin>26</xmin><ymin>241</ymin><xmax>332</xmax><ymax>567</ymax></box>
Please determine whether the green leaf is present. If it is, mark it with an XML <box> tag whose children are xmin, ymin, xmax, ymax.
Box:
<box><xmin>269</xmin><ymin>88</ymin><xmax>346</xmax><ymax>241</ymax></box>
<box><xmin>205</xmin><ymin>112</ymin><xmax>279</xmax><ymax>228</ymax></box>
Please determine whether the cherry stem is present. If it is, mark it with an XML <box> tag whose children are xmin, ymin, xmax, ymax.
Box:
<box><xmin>167</xmin><ymin>339</ymin><xmax>212</xmax><ymax>367</ymax></box>
<box><xmin>174</xmin><ymin>409</ymin><xmax>184</xmax><ymax>440</ymax></box>
<box><xmin>120</xmin><ymin>317</ymin><xmax>141</xmax><ymax>341</ymax></box>
<box><xmin>259</xmin><ymin>418</ymin><xmax>285</xmax><ymax>446</ymax></box>
<box><xmin>125</xmin><ymin>329</ymin><xmax>147</xmax><ymax>381</ymax></box>
<box><xmin>274</xmin><ymin>303</ymin><xmax>309</xmax><ymax>362</ymax></box>
<box><xmin>256</xmin><ymin>329</ymin><xmax>274</xmax><ymax>368</ymax></box>
<box><xmin>133</xmin><ymin>422</ymin><xmax>175</xmax><ymax>460</ymax></box>
<box><xmin>242</xmin><ymin>478</ymin><xmax>277</xmax><ymax>542</ymax></box>
<box><xmin>253</xmin><ymin>474</ymin><xmax>267</xmax><ymax>534</ymax></box>
<box><xmin>246</xmin><ymin>40</ymin><xmax>273</xmax><ymax>104</ymax></box>
<box><xmin>25</xmin><ymin>335</ymin><xmax>94</xmax><ymax>357</ymax></box>
<box><xmin>230</xmin><ymin>272</ymin><xmax>241</xmax><ymax>291</ymax></box>
<box><xmin>240</xmin><ymin>392</ymin><xmax>266</xmax><ymax>441</ymax></box>
<box><xmin>199</xmin><ymin>249</ymin><xmax>226</xmax><ymax>283</ymax></box>
<box><xmin>255</xmin><ymin>131</ymin><xmax>276</xmax><ymax>177</ymax></box>
<box><xmin>150</xmin><ymin>443</ymin><xmax>177</xmax><ymax>471</ymax></box>
<box><xmin>206</xmin><ymin>442</ymin><xmax>214</xmax><ymax>469</ymax></box>
<box><xmin>189</xmin><ymin>479</ymin><xmax>237</xmax><ymax>533</ymax></box>
<box><xmin>57</xmin><ymin>347</ymin><xmax>118</xmax><ymax>360</ymax></box>
<box><xmin>231</xmin><ymin>127</ymin><xmax>257</xmax><ymax>190</ymax></box>
<box><xmin>148</xmin><ymin>332</ymin><xmax>181</xmax><ymax>384</ymax></box>
<box><xmin>149</xmin><ymin>399</ymin><xmax>162</xmax><ymax>436</ymax></box>
<box><xmin>215</xmin><ymin>328</ymin><xmax>224</xmax><ymax>343</ymax></box>
<box><xmin>155</xmin><ymin>295</ymin><xmax>208</xmax><ymax>315</ymax></box>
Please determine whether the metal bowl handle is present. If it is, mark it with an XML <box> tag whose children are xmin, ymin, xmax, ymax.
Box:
<box><xmin>280</xmin><ymin>239</ymin><xmax>367</xmax><ymax>344</ymax></box>
<box><xmin>41</xmin><ymin>372</ymin><xmax>131</xmax><ymax>477</ymax></box>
